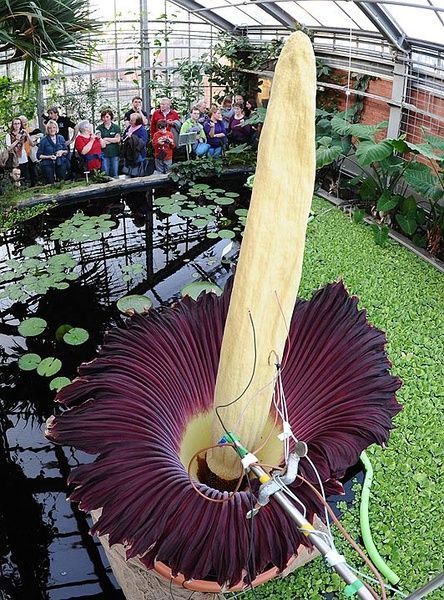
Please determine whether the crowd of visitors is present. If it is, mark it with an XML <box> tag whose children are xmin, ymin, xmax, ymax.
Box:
<box><xmin>1</xmin><ymin>93</ymin><xmax>260</xmax><ymax>188</ymax></box>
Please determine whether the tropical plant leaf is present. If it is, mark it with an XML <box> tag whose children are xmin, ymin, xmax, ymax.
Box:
<box><xmin>396</xmin><ymin>214</ymin><xmax>417</xmax><ymax>236</ymax></box>
<box><xmin>349</xmin><ymin>121</ymin><xmax>388</xmax><ymax>141</ymax></box>
<box><xmin>18</xmin><ymin>317</ymin><xmax>47</xmax><ymax>337</ymax></box>
<box><xmin>376</xmin><ymin>191</ymin><xmax>400</xmax><ymax>213</ymax></box>
<box><xmin>372</xmin><ymin>224</ymin><xmax>390</xmax><ymax>247</ymax></box>
<box><xmin>330</xmin><ymin>116</ymin><xmax>352</xmax><ymax>136</ymax></box>
<box><xmin>316</xmin><ymin>145</ymin><xmax>342</xmax><ymax>169</ymax></box>
<box><xmin>355</xmin><ymin>140</ymin><xmax>393</xmax><ymax>166</ymax></box>
<box><xmin>403</xmin><ymin>163</ymin><xmax>440</xmax><ymax>198</ymax></box>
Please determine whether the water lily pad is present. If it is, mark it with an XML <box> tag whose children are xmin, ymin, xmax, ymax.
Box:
<box><xmin>206</xmin><ymin>232</ymin><xmax>219</xmax><ymax>239</ymax></box>
<box><xmin>55</xmin><ymin>324</ymin><xmax>73</xmax><ymax>342</ymax></box>
<box><xmin>214</xmin><ymin>197</ymin><xmax>235</xmax><ymax>205</ymax></box>
<box><xmin>235</xmin><ymin>208</ymin><xmax>249</xmax><ymax>217</ymax></box>
<box><xmin>49</xmin><ymin>377</ymin><xmax>71</xmax><ymax>391</ymax></box>
<box><xmin>22</xmin><ymin>244</ymin><xmax>43</xmax><ymax>258</ymax></box>
<box><xmin>6</xmin><ymin>259</ymin><xmax>20</xmax><ymax>269</ymax></box>
<box><xmin>0</xmin><ymin>271</ymin><xmax>16</xmax><ymax>282</ymax></box>
<box><xmin>117</xmin><ymin>294</ymin><xmax>152</xmax><ymax>315</ymax></box>
<box><xmin>18</xmin><ymin>353</ymin><xmax>42</xmax><ymax>371</ymax></box>
<box><xmin>191</xmin><ymin>184</ymin><xmax>210</xmax><ymax>191</ymax></box>
<box><xmin>178</xmin><ymin>209</ymin><xmax>195</xmax><ymax>218</ymax></box>
<box><xmin>218</xmin><ymin>229</ymin><xmax>236</xmax><ymax>239</ymax></box>
<box><xmin>193</xmin><ymin>206</ymin><xmax>213</xmax><ymax>216</ymax></box>
<box><xmin>37</xmin><ymin>357</ymin><xmax>62</xmax><ymax>377</ymax></box>
<box><xmin>160</xmin><ymin>204</ymin><xmax>179</xmax><ymax>215</ymax></box>
<box><xmin>181</xmin><ymin>281</ymin><xmax>223</xmax><ymax>300</ymax></box>
<box><xmin>224</xmin><ymin>192</ymin><xmax>240</xmax><ymax>198</ymax></box>
<box><xmin>65</xmin><ymin>272</ymin><xmax>80</xmax><ymax>281</ymax></box>
<box><xmin>154</xmin><ymin>196</ymin><xmax>175</xmax><ymax>206</ymax></box>
<box><xmin>173</xmin><ymin>193</ymin><xmax>188</xmax><ymax>201</ymax></box>
<box><xmin>49</xmin><ymin>254</ymin><xmax>77</xmax><ymax>268</ymax></box>
<box><xmin>18</xmin><ymin>317</ymin><xmax>47</xmax><ymax>337</ymax></box>
<box><xmin>52</xmin><ymin>281</ymin><xmax>70</xmax><ymax>290</ymax></box>
<box><xmin>211</xmin><ymin>188</ymin><xmax>225</xmax><ymax>193</ymax></box>
<box><xmin>192</xmin><ymin>218</ymin><xmax>210</xmax><ymax>228</ymax></box>
<box><xmin>63</xmin><ymin>327</ymin><xmax>89</xmax><ymax>346</ymax></box>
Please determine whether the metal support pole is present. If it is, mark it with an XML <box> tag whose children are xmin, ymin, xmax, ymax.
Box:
<box><xmin>387</xmin><ymin>54</ymin><xmax>410</xmax><ymax>139</ymax></box>
<box><xmin>140</xmin><ymin>0</ymin><xmax>152</xmax><ymax>111</ymax></box>
<box><xmin>249</xmin><ymin>464</ymin><xmax>375</xmax><ymax>600</ymax></box>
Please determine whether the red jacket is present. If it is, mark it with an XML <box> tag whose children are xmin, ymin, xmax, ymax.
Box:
<box><xmin>150</xmin><ymin>108</ymin><xmax>180</xmax><ymax>139</ymax></box>
<box><xmin>152</xmin><ymin>130</ymin><xmax>175</xmax><ymax>160</ymax></box>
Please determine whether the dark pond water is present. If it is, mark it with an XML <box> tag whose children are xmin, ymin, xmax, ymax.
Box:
<box><xmin>0</xmin><ymin>179</ymin><xmax>361</xmax><ymax>600</ymax></box>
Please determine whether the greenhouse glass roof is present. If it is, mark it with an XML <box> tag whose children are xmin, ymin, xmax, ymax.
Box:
<box><xmin>171</xmin><ymin>0</ymin><xmax>444</xmax><ymax>47</ymax></box>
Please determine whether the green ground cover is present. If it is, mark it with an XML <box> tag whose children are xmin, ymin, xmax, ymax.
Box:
<box><xmin>239</xmin><ymin>196</ymin><xmax>444</xmax><ymax>599</ymax></box>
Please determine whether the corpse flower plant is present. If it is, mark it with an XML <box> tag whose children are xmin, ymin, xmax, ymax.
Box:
<box><xmin>46</xmin><ymin>32</ymin><xmax>402</xmax><ymax>592</ymax></box>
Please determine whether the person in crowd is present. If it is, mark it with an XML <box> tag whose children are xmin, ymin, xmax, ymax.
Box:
<box><xmin>74</xmin><ymin>120</ymin><xmax>105</xmax><ymax>172</ymax></box>
<box><xmin>5</xmin><ymin>117</ymin><xmax>33</xmax><ymax>183</ymax></box>
<box><xmin>221</xmin><ymin>96</ymin><xmax>234</xmax><ymax>129</ymax></box>
<box><xmin>19</xmin><ymin>115</ymin><xmax>40</xmax><ymax>187</ymax></box>
<box><xmin>195</xmin><ymin>98</ymin><xmax>208</xmax><ymax>124</ymax></box>
<box><xmin>150</xmin><ymin>98</ymin><xmax>181</xmax><ymax>145</ymax></box>
<box><xmin>121</xmin><ymin>113</ymin><xmax>148</xmax><ymax>175</ymax></box>
<box><xmin>123</xmin><ymin>96</ymin><xmax>149</xmax><ymax>128</ymax></box>
<box><xmin>234</xmin><ymin>94</ymin><xmax>244</xmax><ymax>107</ymax></box>
<box><xmin>152</xmin><ymin>119</ymin><xmax>175</xmax><ymax>174</ymax></box>
<box><xmin>36</xmin><ymin>120</ymin><xmax>69</xmax><ymax>184</ymax></box>
<box><xmin>203</xmin><ymin>106</ymin><xmax>227</xmax><ymax>158</ymax></box>
<box><xmin>123</xmin><ymin>113</ymin><xmax>148</xmax><ymax>155</ymax></box>
<box><xmin>228</xmin><ymin>102</ymin><xmax>252</xmax><ymax>145</ymax></box>
<box><xmin>43</xmin><ymin>107</ymin><xmax>77</xmax><ymax>144</ymax></box>
<box><xmin>97</xmin><ymin>109</ymin><xmax>121</xmax><ymax>177</ymax></box>
<box><xmin>244</xmin><ymin>99</ymin><xmax>257</xmax><ymax>118</ymax></box>
<box><xmin>180</xmin><ymin>106</ymin><xmax>209</xmax><ymax>157</ymax></box>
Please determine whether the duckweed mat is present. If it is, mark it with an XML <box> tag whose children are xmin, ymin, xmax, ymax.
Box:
<box><xmin>239</xmin><ymin>196</ymin><xmax>444</xmax><ymax>599</ymax></box>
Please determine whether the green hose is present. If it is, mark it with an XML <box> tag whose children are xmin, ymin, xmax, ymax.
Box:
<box><xmin>360</xmin><ymin>450</ymin><xmax>400</xmax><ymax>586</ymax></box>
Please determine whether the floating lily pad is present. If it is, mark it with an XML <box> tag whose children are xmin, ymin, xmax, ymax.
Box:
<box><xmin>117</xmin><ymin>294</ymin><xmax>152</xmax><ymax>315</ymax></box>
<box><xmin>64</xmin><ymin>272</ymin><xmax>80</xmax><ymax>281</ymax></box>
<box><xmin>18</xmin><ymin>317</ymin><xmax>47</xmax><ymax>337</ymax></box>
<box><xmin>49</xmin><ymin>376</ymin><xmax>71</xmax><ymax>391</ymax></box>
<box><xmin>212</xmin><ymin>188</ymin><xmax>225</xmax><ymax>193</ymax></box>
<box><xmin>22</xmin><ymin>244</ymin><xmax>43</xmax><ymax>258</ymax></box>
<box><xmin>214</xmin><ymin>197</ymin><xmax>235</xmax><ymax>205</ymax></box>
<box><xmin>206</xmin><ymin>232</ymin><xmax>219</xmax><ymax>239</ymax></box>
<box><xmin>178</xmin><ymin>209</ymin><xmax>195</xmax><ymax>218</ymax></box>
<box><xmin>192</xmin><ymin>218</ymin><xmax>210</xmax><ymax>228</ymax></box>
<box><xmin>18</xmin><ymin>353</ymin><xmax>42</xmax><ymax>371</ymax></box>
<box><xmin>191</xmin><ymin>184</ymin><xmax>210</xmax><ymax>191</ymax></box>
<box><xmin>37</xmin><ymin>357</ymin><xmax>62</xmax><ymax>377</ymax></box>
<box><xmin>154</xmin><ymin>196</ymin><xmax>175</xmax><ymax>206</ymax></box>
<box><xmin>193</xmin><ymin>206</ymin><xmax>213</xmax><ymax>216</ymax></box>
<box><xmin>63</xmin><ymin>327</ymin><xmax>89</xmax><ymax>346</ymax></box>
<box><xmin>181</xmin><ymin>281</ymin><xmax>223</xmax><ymax>300</ymax></box>
<box><xmin>160</xmin><ymin>204</ymin><xmax>179</xmax><ymax>215</ymax></box>
<box><xmin>235</xmin><ymin>208</ymin><xmax>249</xmax><ymax>217</ymax></box>
<box><xmin>225</xmin><ymin>192</ymin><xmax>240</xmax><ymax>198</ymax></box>
<box><xmin>218</xmin><ymin>229</ymin><xmax>236</xmax><ymax>239</ymax></box>
<box><xmin>173</xmin><ymin>193</ymin><xmax>188</xmax><ymax>201</ymax></box>
<box><xmin>55</xmin><ymin>324</ymin><xmax>73</xmax><ymax>342</ymax></box>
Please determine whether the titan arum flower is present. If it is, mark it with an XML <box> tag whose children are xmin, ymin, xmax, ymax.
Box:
<box><xmin>46</xmin><ymin>32</ymin><xmax>402</xmax><ymax>589</ymax></box>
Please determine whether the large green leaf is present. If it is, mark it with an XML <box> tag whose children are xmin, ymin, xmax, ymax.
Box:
<box><xmin>359</xmin><ymin>177</ymin><xmax>378</xmax><ymax>202</ymax></box>
<box><xmin>331</xmin><ymin>116</ymin><xmax>352</xmax><ymax>136</ymax></box>
<box><xmin>402</xmin><ymin>141</ymin><xmax>441</xmax><ymax>160</ymax></box>
<box><xmin>316</xmin><ymin>145</ymin><xmax>342</xmax><ymax>169</ymax></box>
<box><xmin>349</xmin><ymin>121</ymin><xmax>388</xmax><ymax>141</ymax></box>
<box><xmin>404</xmin><ymin>164</ymin><xmax>441</xmax><ymax>198</ymax></box>
<box><xmin>396</xmin><ymin>213</ymin><xmax>417</xmax><ymax>236</ymax></box>
<box><xmin>423</xmin><ymin>132</ymin><xmax>444</xmax><ymax>152</ymax></box>
<box><xmin>376</xmin><ymin>191</ymin><xmax>400</xmax><ymax>213</ymax></box>
<box><xmin>355</xmin><ymin>140</ymin><xmax>393</xmax><ymax>166</ymax></box>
